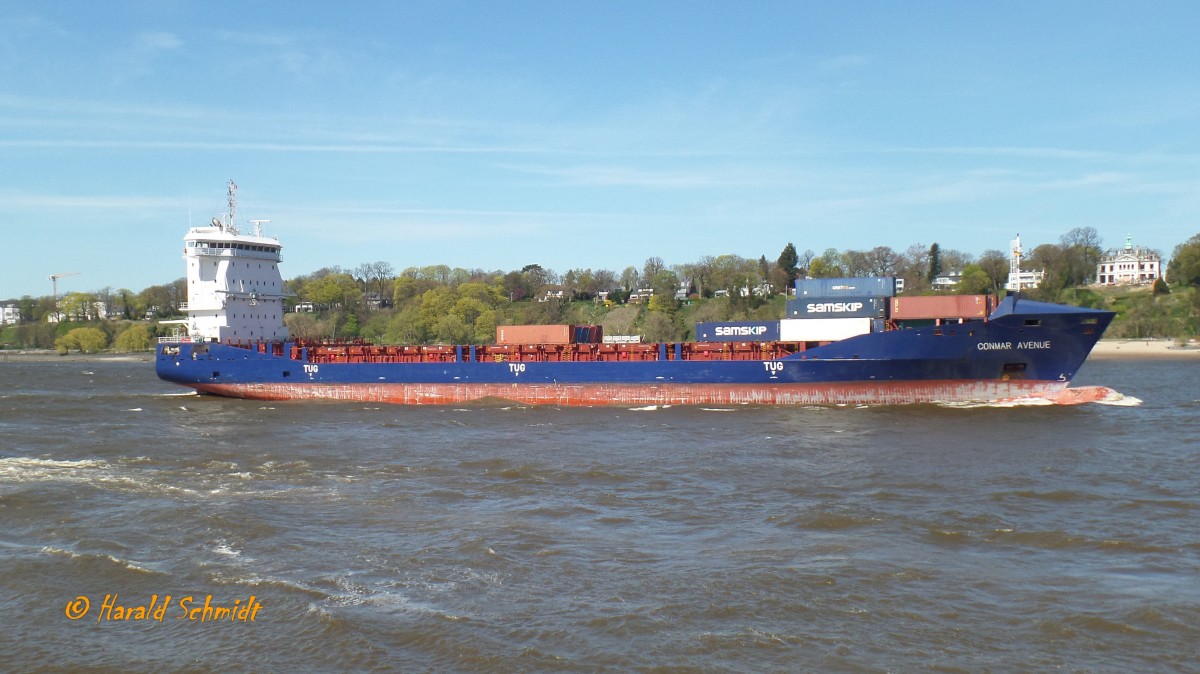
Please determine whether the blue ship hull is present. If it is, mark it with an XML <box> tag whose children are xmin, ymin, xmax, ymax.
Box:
<box><xmin>156</xmin><ymin>296</ymin><xmax>1114</xmax><ymax>406</ymax></box>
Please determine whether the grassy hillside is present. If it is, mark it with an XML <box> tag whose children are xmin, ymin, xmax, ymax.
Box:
<box><xmin>1082</xmin><ymin>285</ymin><xmax>1199</xmax><ymax>341</ymax></box>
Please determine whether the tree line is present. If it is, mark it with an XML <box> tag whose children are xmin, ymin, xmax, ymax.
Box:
<box><xmin>5</xmin><ymin>227</ymin><xmax>1200</xmax><ymax>351</ymax></box>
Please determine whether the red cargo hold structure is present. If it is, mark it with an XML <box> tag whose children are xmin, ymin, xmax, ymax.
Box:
<box><xmin>889</xmin><ymin>295</ymin><xmax>991</xmax><ymax>320</ymax></box>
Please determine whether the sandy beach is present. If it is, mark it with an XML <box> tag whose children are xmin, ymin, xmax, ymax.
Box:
<box><xmin>1089</xmin><ymin>339</ymin><xmax>1200</xmax><ymax>359</ymax></box>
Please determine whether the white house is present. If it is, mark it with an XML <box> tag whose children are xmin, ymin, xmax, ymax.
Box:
<box><xmin>932</xmin><ymin>271</ymin><xmax>962</xmax><ymax>289</ymax></box>
<box><xmin>1</xmin><ymin>304</ymin><xmax>20</xmax><ymax>325</ymax></box>
<box><xmin>1096</xmin><ymin>236</ymin><xmax>1161</xmax><ymax>286</ymax></box>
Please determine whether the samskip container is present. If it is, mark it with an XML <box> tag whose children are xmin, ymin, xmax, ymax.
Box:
<box><xmin>786</xmin><ymin>296</ymin><xmax>887</xmax><ymax>319</ymax></box>
<box><xmin>695</xmin><ymin>321</ymin><xmax>781</xmax><ymax>342</ymax></box>
<box><xmin>794</xmin><ymin>277</ymin><xmax>896</xmax><ymax>298</ymax></box>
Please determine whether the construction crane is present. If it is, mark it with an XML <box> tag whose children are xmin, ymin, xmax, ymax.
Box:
<box><xmin>49</xmin><ymin>272</ymin><xmax>81</xmax><ymax>309</ymax></box>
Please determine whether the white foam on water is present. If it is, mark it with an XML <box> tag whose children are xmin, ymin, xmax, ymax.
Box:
<box><xmin>214</xmin><ymin>542</ymin><xmax>241</xmax><ymax>558</ymax></box>
<box><xmin>1092</xmin><ymin>390</ymin><xmax>1143</xmax><ymax>407</ymax></box>
<box><xmin>0</xmin><ymin>457</ymin><xmax>109</xmax><ymax>482</ymax></box>
<box><xmin>40</xmin><ymin>546</ymin><xmax>160</xmax><ymax>574</ymax></box>
<box><xmin>940</xmin><ymin>397</ymin><xmax>1057</xmax><ymax>409</ymax></box>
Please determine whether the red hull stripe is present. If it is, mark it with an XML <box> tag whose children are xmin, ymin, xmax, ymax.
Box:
<box><xmin>191</xmin><ymin>380</ymin><xmax>1070</xmax><ymax>406</ymax></box>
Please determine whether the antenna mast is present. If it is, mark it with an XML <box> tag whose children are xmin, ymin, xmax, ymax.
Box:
<box><xmin>225</xmin><ymin>179</ymin><xmax>239</xmax><ymax>235</ymax></box>
<box><xmin>1009</xmin><ymin>234</ymin><xmax>1023</xmax><ymax>294</ymax></box>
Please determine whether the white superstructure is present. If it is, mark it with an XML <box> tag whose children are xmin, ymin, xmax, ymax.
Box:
<box><xmin>178</xmin><ymin>181</ymin><xmax>290</xmax><ymax>342</ymax></box>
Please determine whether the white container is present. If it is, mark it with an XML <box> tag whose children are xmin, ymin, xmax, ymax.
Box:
<box><xmin>779</xmin><ymin>317</ymin><xmax>871</xmax><ymax>342</ymax></box>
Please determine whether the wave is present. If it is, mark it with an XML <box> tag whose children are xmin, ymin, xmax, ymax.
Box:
<box><xmin>40</xmin><ymin>545</ymin><xmax>164</xmax><ymax>575</ymax></box>
<box><xmin>938</xmin><ymin>386</ymin><xmax>1140</xmax><ymax>409</ymax></box>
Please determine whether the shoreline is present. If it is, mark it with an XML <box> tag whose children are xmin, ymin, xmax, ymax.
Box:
<box><xmin>0</xmin><ymin>351</ymin><xmax>152</xmax><ymax>363</ymax></box>
<box><xmin>1087</xmin><ymin>339</ymin><xmax>1200</xmax><ymax>360</ymax></box>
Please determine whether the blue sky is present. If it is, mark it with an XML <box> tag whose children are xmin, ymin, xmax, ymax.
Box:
<box><xmin>3</xmin><ymin>1</ymin><xmax>1199</xmax><ymax>299</ymax></box>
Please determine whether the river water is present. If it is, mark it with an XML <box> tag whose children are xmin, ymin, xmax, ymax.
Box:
<box><xmin>1</xmin><ymin>356</ymin><xmax>1197</xmax><ymax>672</ymax></box>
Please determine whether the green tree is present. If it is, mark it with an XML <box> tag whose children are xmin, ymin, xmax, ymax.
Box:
<box><xmin>957</xmin><ymin>265</ymin><xmax>993</xmax><ymax>294</ymax></box>
<box><xmin>641</xmin><ymin>311</ymin><xmax>678</xmax><ymax>342</ymax></box>
<box><xmin>776</xmin><ymin>243</ymin><xmax>799</xmax><ymax>287</ymax></box>
<box><xmin>453</xmin><ymin>297</ymin><xmax>490</xmax><ymax>326</ymax></box>
<box><xmin>433</xmin><ymin>314</ymin><xmax>471</xmax><ymax>343</ymax></box>
<box><xmin>306</xmin><ymin>273</ymin><xmax>361</xmax><ymax>309</ymax></box>
<box><xmin>55</xmin><ymin>327</ymin><xmax>108</xmax><ymax>354</ymax></box>
<box><xmin>340</xmin><ymin>312</ymin><xmax>360</xmax><ymax>338</ymax></box>
<box><xmin>284</xmin><ymin>312</ymin><xmax>321</xmax><ymax>340</ymax></box>
<box><xmin>474</xmin><ymin>309</ymin><xmax>499</xmax><ymax>344</ymax></box>
<box><xmin>418</xmin><ymin>287</ymin><xmax>456</xmax><ymax>334</ymax></box>
<box><xmin>114</xmin><ymin>324</ymin><xmax>152</xmax><ymax>352</ymax></box>
<box><xmin>977</xmin><ymin>249</ymin><xmax>1009</xmax><ymax>292</ymax></box>
<box><xmin>647</xmin><ymin>293</ymin><xmax>675</xmax><ymax>314</ymax></box>
<box><xmin>927</xmin><ymin>243</ymin><xmax>942</xmax><ymax>284</ymax></box>
<box><xmin>1167</xmin><ymin>233</ymin><xmax>1200</xmax><ymax>288</ymax></box>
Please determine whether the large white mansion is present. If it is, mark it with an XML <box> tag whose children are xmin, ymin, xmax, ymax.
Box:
<box><xmin>1095</xmin><ymin>236</ymin><xmax>1161</xmax><ymax>286</ymax></box>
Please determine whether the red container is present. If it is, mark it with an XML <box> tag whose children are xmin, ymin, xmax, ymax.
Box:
<box><xmin>496</xmin><ymin>324</ymin><xmax>572</xmax><ymax>345</ymax></box>
<box><xmin>889</xmin><ymin>295</ymin><xmax>989</xmax><ymax>320</ymax></box>
<box><xmin>495</xmin><ymin>324</ymin><xmax>605</xmax><ymax>345</ymax></box>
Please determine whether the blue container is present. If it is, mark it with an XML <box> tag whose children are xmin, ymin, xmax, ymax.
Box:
<box><xmin>794</xmin><ymin>276</ymin><xmax>896</xmax><ymax>298</ymax></box>
<box><xmin>695</xmin><ymin>320</ymin><xmax>781</xmax><ymax>342</ymax></box>
<box><xmin>787</xmin><ymin>296</ymin><xmax>888</xmax><ymax>319</ymax></box>
<box><xmin>572</xmin><ymin>325</ymin><xmax>603</xmax><ymax>343</ymax></box>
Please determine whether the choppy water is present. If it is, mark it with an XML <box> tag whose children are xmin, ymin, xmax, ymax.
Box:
<box><xmin>1</xmin><ymin>356</ymin><xmax>1197</xmax><ymax>673</ymax></box>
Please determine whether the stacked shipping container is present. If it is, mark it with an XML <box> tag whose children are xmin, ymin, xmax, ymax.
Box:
<box><xmin>695</xmin><ymin>273</ymin><xmax>995</xmax><ymax>344</ymax></box>
<box><xmin>780</xmin><ymin>276</ymin><xmax>898</xmax><ymax>341</ymax></box>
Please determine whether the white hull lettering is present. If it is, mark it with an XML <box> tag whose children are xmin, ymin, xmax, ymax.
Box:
<box><xmin>976</xmin><ymin>342</ymin><xmax>1012</xmax><ymax>351</ymax></box>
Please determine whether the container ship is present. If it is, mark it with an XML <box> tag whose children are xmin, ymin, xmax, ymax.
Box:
<box><xmin>156</xmin><ymin>184</ymin><xmax>1115</xmax><ymax>406</ymax></box>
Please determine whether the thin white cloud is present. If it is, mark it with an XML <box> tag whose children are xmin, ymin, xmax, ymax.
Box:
<box><xmin>819</xmin><ymin>54</ymin><xmax>871</xmax><ymax>72</ymax></box>
<box><xmin>0</xmin><ymin>192</ymin><xmax>181</xmax><ymax>210</ymax></box>
<box><xmin>215</xmin><ymin>30</ymin><xmax>347</xmax><ymax>82</ymax></box>
<box><xmin>508</xmin><ymin>163</ymin><xmax>727</xmax><ymax>189</ymax></box>
<box><xmin>134</xmin><ymin>31</ymin><xmax>183</xmax><ymax>52</ymax></box>
<box><xmin>880</xmin><ymin>145</ymin><xmax>1116</xmax><ymax>161</ymax></box>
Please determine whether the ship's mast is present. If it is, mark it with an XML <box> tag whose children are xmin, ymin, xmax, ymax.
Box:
<box><xmin>225</xmin><ymin>179</ymin><xmax>240</xmax><ymax>235</ymax></box>
<box><xmin>1009</xmin><ymin>234</ymin><xmax>1022</xmax><ymax>294</ymax></box>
